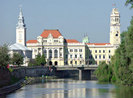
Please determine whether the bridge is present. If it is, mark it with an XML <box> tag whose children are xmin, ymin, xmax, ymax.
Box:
<box><xmin>55</xmin><ymin>65</ymin><xmax>98</xmax><ymax>80</ymax></box>
<box><xmin>11</xmin><ymin>65</ymin><xmax>98</xmax><ymax>80</ymax></box>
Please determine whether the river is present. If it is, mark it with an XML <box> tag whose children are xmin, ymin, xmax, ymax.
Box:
<box><xmin>6</xmin><ymin>79</ymin><xmax>133</xmax><ymax>98</ymax></box>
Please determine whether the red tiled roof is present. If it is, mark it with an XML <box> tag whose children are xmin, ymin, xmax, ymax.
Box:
<box><xmin>87</xmin><ymin>43</ymin><xmax>110</xmax><ymax>45</ymax></box>
<box><xmin>26</xmin><ymin>40</ymin><xmax>38</xmax><ymax>43</ymax></box>
<box><xmin>40</xmin><ymin>30</ymin><xmax>62</xmax><ymax>38</ymax></box>
<box><xmin>66</xmin><ymin>39</ymin><xmax>80</xmax><ymax>43</ymax></box>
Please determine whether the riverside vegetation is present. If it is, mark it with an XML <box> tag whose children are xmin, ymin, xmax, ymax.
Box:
<box><xmin>0</xmin><ymin>45</ymin><xmax>22</xmax><ymax>88</ymax></box>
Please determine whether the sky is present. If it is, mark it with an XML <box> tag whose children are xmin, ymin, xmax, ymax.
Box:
<box><xmin>0</xmin><ymin>0</ymin><xmax>133</xmax><ymax>45</ymax></box>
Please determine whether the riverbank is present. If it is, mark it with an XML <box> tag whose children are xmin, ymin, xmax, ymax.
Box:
<box><xmin>0</xmin><ymin>76</ymin><xmax>56</xmax><ymax>96</ymax></box>
<box><xmin>0</xmin><ymin>79</ymin><xmax>24</xmax><ymax>96</ymax></box>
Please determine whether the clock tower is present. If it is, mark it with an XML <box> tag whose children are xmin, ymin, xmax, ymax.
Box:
<box><xmin>110</xmin><ymin>8</ymin><xmax>121</xmax><ymax>45</ymax></box>
<box><xmin>16</xmin><ymin>8</ymin><xmax>26</xmax><ymax>46</ymax></box>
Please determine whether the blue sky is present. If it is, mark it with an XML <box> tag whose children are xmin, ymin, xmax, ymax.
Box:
<box><xmin>0</xmin><ymin>0</ymin><xmax>133</xmax><ymax>45</ymax></box>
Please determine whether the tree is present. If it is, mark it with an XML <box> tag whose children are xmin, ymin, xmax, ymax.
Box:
<box><xmin>0</xmin><ymin>45</ymin><xmax>10</xmax><ymax>67</ymax></box>
<box><xmin>95</xmin><ymin>61</ymin><xmax>112</xmax><ymax>82</ymax></box>
<box><xmin>35</xmin><ymin>54</ymin><xmax>46</xmax><ymax>66</ymax></box>
<box><xmin>125</xmin><ymin>0</ymin><xmax>133</xmax><ymax>8</ymax></box>
<box><xmin>0</xmin><ymin>45</ymin><xmax>11</xmax><ymax>87</ymax></box>
<box><xmin>11</xmin><ymin>53</ymin><xmax>23</xmax><ymax>66</ymax></box>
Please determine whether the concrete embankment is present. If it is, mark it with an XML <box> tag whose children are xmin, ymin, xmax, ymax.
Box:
<box><xmin>0</xmin><ymin>79</ymin><xmax>23</xmax><ymax>96</ymax></box>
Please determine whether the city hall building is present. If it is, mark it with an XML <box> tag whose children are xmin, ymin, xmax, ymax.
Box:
<box><xmin>15</xmin><ymin>8</ymin><xmax>121</xmax><ymax>66</ymax></box>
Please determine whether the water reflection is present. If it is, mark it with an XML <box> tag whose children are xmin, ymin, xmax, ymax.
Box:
<box><xmin>6</xmin><ymin>79</ymin><xmax>133</xmax><ymax>98</ymax></box>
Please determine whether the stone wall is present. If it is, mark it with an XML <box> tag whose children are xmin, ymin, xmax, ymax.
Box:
<box><xmin>12</xmin><ymin>66</ymin><xmax>50</xmax><ymax>79</ymax></box>
<box><xmin>0</xmin><ymin>67</ymin><xmax>11</xmax><ymax>88</ymax></box>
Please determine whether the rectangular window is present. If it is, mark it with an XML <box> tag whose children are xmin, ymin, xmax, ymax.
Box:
<box><xmin>99</xmin><ymin>55</ymin><xmax>101</xmax><ymax>59</ymax></box>
<box><xmin>54</xmin><ymin>40</ymin><xmax>58</xmax><ymax>42</ymax></box>
<box><xmin>79</xmin><ymin>49</ymin><xmax>82</xmax><ymax>52</ymax></box>
<box><xmin>109</xmin><ymin>50</ymin><xmax>111</xmax><ymax>53</ymax></box>
<box><xmin>80</xmin><ymin>54</ymin><xmax>82</xmax><ymax>58</ymax></box>
<box><xmin>103</xmin><ymin>50</ymin><xmax>105</xmax><ymax>53</ymax></box>
<box><xmin>70</xmin><ymin>49</ymin><xmax>73</xmax><ymax>52</ymax></box>
<box><xmin>75</xmin><ymin>61</ymin><xmax>77</xmax><ymax>65</ymax></box>
<box><xmin>43</xmin><ymin>40</ymin><xmax>47</xmax><ymax>42</ymax></box>
<box><xmin>99</xmin><ymin>50</ymin><xmax>101</xmax><ymax>53</ymax></box>
<box><xmin>75</xmin><ymin>55</ymin><xmax>77</xmax><ymax>58</ymax></box>
<box><xmin>60</xmin><ymin>53</ymin><xmax>62</xmax><ymax>57</ymax></box>
<box><xmin>74</xmin><ymin>49</ymin><xmax>77</xmax><ymax>52</ymax></box>
<box><xmin>95</xmin><ymin>55</ymin><xmax>97</xmax><ymax>59</ymax></box>
<box><xmin>70</xmin><ymin>61</ymin><xmax>72</xmax><ymax>64</ymax></box>
<box><xmin>70</xmin><ymin>55</ymin><xmax>72</xmax><ymax>58</ymax></box>
<box><xmin>103</xmin><ymin>55</ymin><xmax>105</xmax><ymax>59</ymax></box>
<box><xmin>95</xmin><ymin>50</ymin><xmax>97</xmax><ymax>53</ymax></box>
<box><xmin>109</xmin><ymin>55</ymin><xmax>111</xmax><ymax>59</ymax></box>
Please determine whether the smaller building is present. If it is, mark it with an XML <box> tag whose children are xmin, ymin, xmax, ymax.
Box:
<box><xmin>9</xmin><ymin>43</ymin><xmax>32</xmax><ymax>66</ymax></box>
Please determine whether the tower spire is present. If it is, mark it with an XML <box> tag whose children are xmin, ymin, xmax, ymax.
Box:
<box><xmin>17</xmin><ymin>7</ymin><xmax>26</xmax><ymax>29</ymax></box>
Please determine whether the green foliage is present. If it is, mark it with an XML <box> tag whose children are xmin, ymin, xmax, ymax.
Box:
<box><xmin>25</xmin><ymin>76</ymin><xmax>28</xmax><ymax>80</ymax></box>
<box><xmin>125</xmin><ymin>0</ymin><xmax>133</xmax><ymax>8</ymax></box>
<box><xmin>35</xmin><ymin>54</ymin><xmax>46</xmax><ymax>66</ymax></box>
<box><xmin>95</xmin><ymin>61</ymin><xmax>112</xmax><ymax>82</ymax></box>
<box><xmin>0</xmin><ymin>44</ymin><xmax>10</xmax><ymax>67</ymax></box>
<box><xmin>28</xmin><ymin>59</ymin><xmax>36</xmax><ymax>66</ymax></box>
<box><xmin>28</xmin><ymin>54</ymin><xmax>46</xmax><ymax>66</ymax></box>
<box><xmin>11</xmin><ymin>53</ymin><xmax>23</xmax><ymax>66</ymax></box>
<box><xmin>8</xmin><ymin>67</ymin><xmax>13</xmax><ymax>72</ymax></box>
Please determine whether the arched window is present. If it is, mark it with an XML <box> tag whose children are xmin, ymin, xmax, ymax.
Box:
<box><xmin>54</xmin><ymin>49</ymin><xmax>58</xmax><ymax>58</ymax></box>
<box><xmin>116</xmin><ymin>34</ymin><xmax>118</xmax><ymax>36</ymax></box>
<box><xmin>49</xmin><ymin>50</ymin><xmax>52</xmax><ymax>58</ymax></box>
<box><xmin>44</xmin><ymin>50</ymin><xmax>47</xmax><ymax>58</ymax></box>
<box><xmin>55</xmin><ymin>61</ymin><xmax>58</xmax><ymax>65</ymax></box>
<box><xmin>75</xmin><ymin>61</ymin><xmax>77</xmax><ymax>65</ymax></box>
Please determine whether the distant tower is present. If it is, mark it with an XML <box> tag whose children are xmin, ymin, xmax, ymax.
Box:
<box><xmin>82</xmin><ymin>34</ymin><xmax>89</xmax><ymax>43</ymax></box>
<box><xmin>110</xmin><ymin>8</ymin><xmax>121</xmax><ymax>45</ymax></box>
<box><xmin>16</xmin><ymin>8</ymin><xmax>26</xmax><ymax>46</ymax></box>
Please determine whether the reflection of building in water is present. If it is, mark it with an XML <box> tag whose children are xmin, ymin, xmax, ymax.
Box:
<box><xmin>67</xmin><ymin>81</ymin><xmax>86</xmax><ymax>97</ymax></box>
<box><xmin>41</xmin><ymin>80</ymin><xmax>87</xmax><ymax>98</ymax></box>
<box><xmin>6</xmin><ymin>80</ymin><xmax>115</xmax><ymax>98</ymax></box>
<box><xmin>42</xmin><ymin>81</ymin><xmax>64</xmax><ymax>98</ymax></box>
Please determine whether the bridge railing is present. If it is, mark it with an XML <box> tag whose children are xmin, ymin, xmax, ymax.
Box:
<box><xmin>55</xmin><ymin>65</ymin><xmax>98</xmax><ymax>68</ymax></box>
